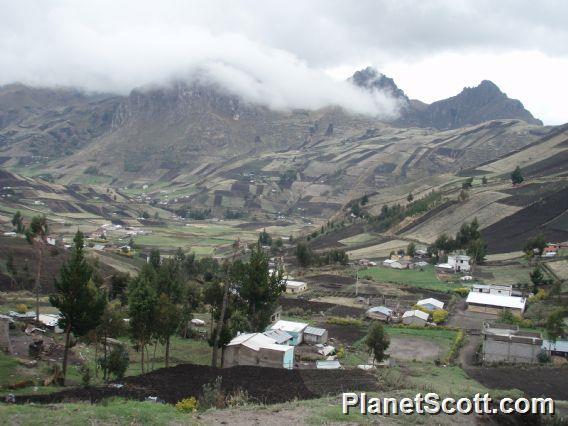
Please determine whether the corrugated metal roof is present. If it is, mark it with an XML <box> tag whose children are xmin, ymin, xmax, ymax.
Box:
<box><xmin>227</xmin><ymin>333</ymin><xmax>292</xmax><ymax>352</ymax></box>
<box><xmin>304</xmin><ymin>326</ymin><xmax>326</xmax><ymax>336</ymax></box>
<box><xmin>270</xmin><ymin>320</ymin><xmax>308</xmax><ymax>333</ymax></box>
<box><xmin>417</xmin><ymin>298</ymin><xmax>444</xmax><ymax>310</ymax></box>
<box><xmin>316</xmin><ymin>360</ymin><xmax>341</xmax><ymax>369</ymax></box>
<box><xmin>466</xmin><ymin>292</ymin><xmax>526</xmax><ymax>310</ymax></box>
<box><xmin>367</xmin><ymin>306</ymin><xmax>393</xmax><ymax>316</ymax></box>
<box><xmin>542</xmin><ymin>339</ymin><xmax>568</xmax><ymax>353</ymax></box>
<box><xmin>263</xmin><ymin>329</ymin><xmax>293</xmax><ymax>343</ymax></box>
<box><xmin>402</xmin><ymin>310</ymin><xmax>429</xmax><ymax>321</ymax></box>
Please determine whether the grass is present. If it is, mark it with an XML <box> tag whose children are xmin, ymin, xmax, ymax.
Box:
<box><xmin>476</xmin><ymin>264</ymin><xmax>531</xmax><ymax>285</ymax></box>
<box><xmin>338</xmin><ymin>233</ymin><xmax>375</xmax><ymax>246</ymax></box>
<box><xmin>360</xmin><ymin>266</ymin><xmax>459</xmax><ymax>292</ymax></box>
<box><xmin>0</xmin><ymin>398</ymin><xmax>192</xmax><ymax>425</ymax></box>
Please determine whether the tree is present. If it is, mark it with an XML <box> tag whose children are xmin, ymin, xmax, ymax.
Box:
<box><xmin>365</xmin><ymin>323</ymin><xmax>390</xmax><ymax>364</ymax></box>
<box><xmin>258</xmin><ymin>229</ymin><xmax>272</xmax><ymax>246</ymax></box>
<box><xmin>524</xmin><ymin>234</ymin><xmax>546</xmax><ymax>258</ymax></box>
<box><xmin>50</xmin><ymin>231</ymin><xmax>106</xmax><ymax>385</ymax></box>
<box><xmin>109</xmin><ymin>272</ymin><xmax>130</xmax><ymax>304</ymax></box>
<box><xmin>545</xmin><ymin>308</ymin><xmax>567</xmax><ymax>343</ymax></box>
<box><xmin>458</xmin><ymin>189</ymin><xmax>469</xmax><ymax>202</ymax></box>
<box><xmin>11</xmin><ymin>211</ymin><xmax>24</xmax><ymax>233</ymax></box>
<box><xmin>406</xmin><ymin>242</ymin><xmax>416</xmax><ymax>258</ymax></box>
<box><xmin>481</xmin><ymin>176</ymin><xmax>488</xmax><ymax>185</ymax></box>
<box><xmin>296</xmin><ymin>242</ymin><xmax>313</xmax><ymax>267</ymax></box>
<box><xmin>530</xmin><ymin>266</ymin><xmax>545</xmax><ymax>292</ymax></box>
<box><xmin>96</xmin><ymin>301</ymin><xmax>126</xmax><ymax>381</ymax></box>
<box><xmin>154</xmin><ymin>294</ymin><xmax>182</xmax><ymax>368</ymax></box>
<box><xmin>511</xmin><ymin>166</ymin><xmax>524</xmax><ymax>185</ymax></box>
<box><xmin>99</xmin><ymin>345</ymin><xmax>129</xmax><ymax>380</ymax></box>
<box><xmin>361</xmin><ymin>194</ymin><xmax>369</xmax><ymax>205</ymax></box>
<box><xmin>128</xmin><ymin>265</ymin><xmax>158</xmax><ymax>373</ymax></box>
<box><xmin>149</xmin><ymin>248</ymin><xmax>161</xmax><ymax>270</ymax></box>
<box><xmin>233</xmin><ymin>243</ymin><xmax>286</xmax><ymax>331</ymax></box>
<box><xmin>407</xmin><ymin>193</ymin><xmax>414</xmax><ymax>202</ymax></box>
<box><xmin>466</xmin><ymin>238</ymin><xmax>487</xmax><ymax>265</ymax></box>
<box><xmin>461</xmin><ymin>177</ymin><xmax>473</xmax><ymax>190</ymax></box>
<box><xmin>25</xmin><ymin>215</ymin><xmax>48</xmax><ymax>323</ymax></box>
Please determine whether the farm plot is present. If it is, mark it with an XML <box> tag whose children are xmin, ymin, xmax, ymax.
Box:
<box><xmin>481</xmin><ymin>186</ymin><xmax>568</xmax><ymax>253</ymax></box>
<box><xmin>347</xmin><ymin>239</ymin><xmax>408</xmax><ymax>260</ymax></box>
<box><xmin>402</xmin><ymin>191</ymin><xmax>521</xmax><ymax>244</ymax></box>
<box><xmin>475</xmin><ymin>264</ymin><xmax>531</xmax><ymax>285</ymax></box>
<box><xmin>359</xmin><ymin>265</ymin><xmax>458</xmax><ymax>292</ymax></box>
<box><xmin>546</xmin><ymin>259</ymin><xmax>568</xmax><ymax>280</ymax></box>
<box><xmin>385</xmin><ymin>327</ymin><xmax>457</xmax><ymax>362</ymax></box>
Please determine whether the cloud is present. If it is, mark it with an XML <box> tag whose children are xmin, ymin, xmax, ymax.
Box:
<box><xmin>1</xmin><ymin>0</ymin><xmax>567</xmax><ymax>122</ymax></box>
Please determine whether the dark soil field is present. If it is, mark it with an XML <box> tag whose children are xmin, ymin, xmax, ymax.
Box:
<box><xmin>316</xmin><ymin>322</ymin><xmax>366</xmax><ymax>346</ymax></box>
<box><xmin>308</xmin><ymin>223</ymin><xmax>366</xmax><ymax>250</ymax></box>
<box><xmin>278</xmin><ymin>297</ymin><xmax>336</xmax><ymax>314</ymax></box>
<box><xmin>465</xmin><ymin>367</ymin><xmax>568</xmax><ymax>400</ymax></box>
<box><xmin>307</xmin><ymin>274</ymin><xmax>355</xmax><ymax>290</ymax></box>
<box><xmin>482</xmin><ymin>187</ymin><xmax>568</xmax><ymax>253</ymax></box>
<box><xmin>13</xmin><ymin>363</ymin><xmax>380</xmax><ymax>405</ymax></box>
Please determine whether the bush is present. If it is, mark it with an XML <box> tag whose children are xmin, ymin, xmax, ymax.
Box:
<box><xmin>528</xmin><ymin>288</ymin><xmax>547</xmax><ymax>302</ymax></box>
<box><xmin>454</xmin><ymin>288</ymin><xmax>470</xmax><ymax>297</ymax></box>
<box><xmin>15</xmin><ymin>303</ymin><xmax>28</xmax><ymax>314</ymax></box>
<box><xmin>445</xmin><ymin>329</ymin><xmax>465</xmax><ymax>364</ymax></box>
<box><xmin>335</xmin><ymin>344</ymin><xmax>345</xmax><ymax>359</ymax></box>
<box><xmin>226</xmin><ymin>389</ymin><xmax>252</xmax><ymax>407</ymax></box>
<box><xmin>326</xmin><ymin>316</ymin><xmax>363</xmax><ymax>327</ymax></box>
<box><xmin>537</xmin><ymin>351</ymin><xmax>551</xmax><ymax>364</ymax></box>
<box><xmin>79</xmin><ymin>365</ymin><xmax>91</xmax><ymax>387</ymax></box>
<box><xmin>432</xmin><ymin>309</ymin><xmax>449</xmax><ymax>324</ymax></box>
<box><xmin>200</xmin><ymin>376</ymin><xmax>225</xmax><ymax>409</ymax></box>
<box><xmin>98</xmin><ymin>345</ymin><xmax>129</xmax><ymax>380</ymax></box>
<box><xmin>175</xmin><ymin>397</ymin><xmax>199</xmax><ymax>413</ymax></box>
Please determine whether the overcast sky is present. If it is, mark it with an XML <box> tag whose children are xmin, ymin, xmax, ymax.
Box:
<box><xmin>1</xmin><ymin>0</ymin><xmax>567</xmax><ymax>124</ymax></box>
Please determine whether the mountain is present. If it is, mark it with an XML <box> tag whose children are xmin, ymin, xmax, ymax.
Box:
<box><xmin>350</xmin><ymin>67</ymin><xmax>542</xmax><ymax>130</ymax></box>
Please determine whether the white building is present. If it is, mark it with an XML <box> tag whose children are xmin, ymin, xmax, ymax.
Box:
<box><xmin>416</xmin><ymin>298</ymin><xmax>444</xmax><ymax>311</ymax></box>
<box><xmin>269</xmin><ymin>320</ymin><xmax>308</xmax><ymax>345</ymax></box>
<box><xmin>224</xmin><ymin>333</ymin><xmax>294</xmax><ymax>369</ymax></box>
<box><xmin>471</xmin><ymin>284</ymin><xmax>513</xmax><ymax>297</ymax></box>
<box><xmin>466</xmin><ymin>292</ymin><xmax>526</xmax><ymax>316</ymax></box>
<box><xmin>285</xmin><ymin>280</ymin><xmax>307</xmax><ymax>293</ymax></box>
<box><xmin>437</xmin><ymin>254</ymin><xmax>471</xmax><ymax>273</ymax></box>
<box><xmin>402</xmin><ymin>310</ymin><xmax>429</xmax><ymax>326</ymax></box>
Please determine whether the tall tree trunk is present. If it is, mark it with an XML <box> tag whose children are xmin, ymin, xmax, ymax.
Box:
<box><xmin>103</xmin><ymin>330</ymin><xmax>108</xmax><ymax>381</ymax></box>
<box><xmin>140</xmin><ymin>342</ymin><xmax>145</xmax><ymax>374</ymax></box>
<box><xmin>165</xmin><ymin>336</ymin><xmax>170</xmax><ymax>368</ymax></box>
<box><xmin>35</xmin><ymin>244</ymin><xmax>42</xmax><ymax>323</ymax></box>
<box><xmin>61</xmin><ymin>325</ymin><xmax>71</xmax><ymax>386</ymax></box>
<box><xmin>152</xmin><ymin>342</ymin><xmax>157</xmax><ymax>371</ymax></box>
<box><xmin>211</xmin><ymin>283</ymin><xmax>229</xmax><ymax>368</ymax></box>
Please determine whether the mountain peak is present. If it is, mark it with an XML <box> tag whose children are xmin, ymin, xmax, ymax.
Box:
<box><xmin>349</xmin><ymin>67</ymin><xmax>408</xmax><ymax>102</ymax></box>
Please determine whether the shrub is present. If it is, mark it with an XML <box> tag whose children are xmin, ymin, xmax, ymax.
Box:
<box><xmin>432</xmin><ymin>309</ymin><xmax>449</xmax><ymax>324</ymax></box>
<box><xmin>200</xmin><ymin>376</ymin><xmax>225</xmax><ymax>409</ymax></box>
<box><xmin>226</xmin><ymin>389</ymin><xmax>252</xmax><ymax>407</ymax></box>
<box><xmin>445</xmin><ymin>329</ymin><xmax>465</xmax><ymax>364</ymax></box>
<box><xmin>454</xmin><ymin>287</ymin><xmax>469</xmax><ymax>297</ymax></box>
<box><xmin>15</xmin><ymin>303</ymin><xmax>28</xmax><ymax>314</ymax></box>
<box><xmin>326</xmin><ymin>316</ymin><xmax>363</xmax><ymax>327</ymax></box>
<box><xmin>528</xmin><ymin>288</ymin><xmax>547</xmax><ymax>302</ymax></box>
<box><xmin>335</xmin><ymin>344</ymin><xmax>345</xmax><ymax>359</ymax></box>
<box><xmin>537</xmin><ymin>351</ymin><xmax>551</xmax><ymax>364</ymax></box>
<box><xmin>79</xmin><ymin>365</ymin><xmax>91</xmax><ymax>387</ymax></box>
<box><xmin>176</xmin><ymin>397</ymin><xmax>199</xmax><ymax>413</ymax></box>
<box><xmin>98</xmin><ymin>345</ymin><xmax>129</xmax><ymax>380</ymax></box>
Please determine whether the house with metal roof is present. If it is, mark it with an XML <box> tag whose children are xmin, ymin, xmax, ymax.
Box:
<box><xmin>466</xmin><ymin>292</ymin><xmax>526</xmax><ymax>316</ymax></box>
<box><xmin>482</xmin><ymin>324</ymin><xmax>542</xmax><ymax>364</ymax></box>
<box><xmin>402</xmin><ymin>309</ymin><xmax>429</xmax><ymax>326</ymax></box>
<box><xmin>366</xmin><ymin>306</ymin><xmax>393</xmax><ymax>322</ymax></box>
<box><xmin>268</xmin><ymin>320</ymin><xmax>308</xmax><ymax>345</ymax></box>
<box><xmin>416</xmin><ymin>298</ymin><xmax>444</xmax><ymax>311</ymax></box>
<box><xmin>263</xmin><ymin>329</ymin><xmax>293</xmax><ymax>345</ymax></box>
<box><xmin>303</xmin><ymin>326</ymin><xmax>328</xmax><ymax>344</ymax></box>
<box><xmin>542</xmin><ymin>339</ymin><xmax>568</xmax><ymax>358</ymax></box>
<box><xmin>471</xmin><ymin>284</ymin><xmax>513</xmax><ymax>297</ymax></box>
<box><xmin>224</xmin><ymin>333</ymin><xmax>294</xmax><ymax>369</ymax></box>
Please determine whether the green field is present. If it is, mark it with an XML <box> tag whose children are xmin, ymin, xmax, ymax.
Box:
<box><xmin>359</xmin><ymin>266</ymin><xmax>459</xmax><ymax>292</ymax></box>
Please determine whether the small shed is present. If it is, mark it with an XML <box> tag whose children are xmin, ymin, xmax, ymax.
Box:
<box><xmin>269</xmin><ymin>320</ymin><xmax>308</xmax><ymax>345</ymax></box>
<box><xmin>542</xmin><ymin>340</ymin><xmax>568</xmax><ymax>358</ymax></box>
<box><xmin>366</xmin><ymin>306</ymin><xmax>393</xmax><ymax>322</ymax></box>
<box><xmin>402</xmin><ymin>310</ymin><xmax>429</xmax><ymax>326</ymax></box>
<box><xmin>416</xmin><ymin>298</ymin><xmax>444</xmax><ymax>311</ymax></box>
<box><xmin>285</xmin><ymin>280</ymin><xmax>307</xmax><ymax>293</ymax></box>
<box><xmin>224</xmin><ymin>333</ymin><xmax>294</xmax><ymax>369</ymax></box>
<box><xmin>316</xmin><ymin>359</ymin><xmax>341</xmax><ymax>369</ymax></box>
<box><xmin>304</xmin><ymin>326</ymin><xmax>328</xmax><ymax>344</ymax></box>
